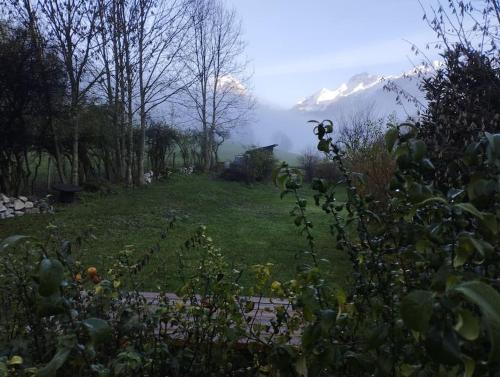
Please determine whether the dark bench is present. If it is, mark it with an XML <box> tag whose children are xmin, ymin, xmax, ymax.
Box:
<box><xmin>52</xmin><ymin>184</ymin><xmax>82</xmax><ymax>203</ymax></box>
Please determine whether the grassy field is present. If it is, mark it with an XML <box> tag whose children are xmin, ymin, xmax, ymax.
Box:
<box><xmin>0</xmin><ymin>174</ymin><xmax>349</xmax><ymax>291</ymax></box>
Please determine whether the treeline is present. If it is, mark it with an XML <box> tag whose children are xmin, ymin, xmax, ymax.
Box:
<box><xmin>0</xmin><ymin>0</ymin><xmax>252</xmax><ymax>195</ymax></box>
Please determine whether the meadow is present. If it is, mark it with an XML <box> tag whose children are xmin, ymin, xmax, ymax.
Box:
<box><xmin>0</xmin><ymin>174</ymin><xmax>349</xmax><ymax>291</ymax></box>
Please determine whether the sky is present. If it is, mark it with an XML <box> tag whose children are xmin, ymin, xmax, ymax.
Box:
<box><xmin>225</xmin><ymin>0</ymin><xmax>441</xmax><ymax>108</ymax></box>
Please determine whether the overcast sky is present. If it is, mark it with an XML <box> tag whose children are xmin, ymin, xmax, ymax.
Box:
<box><xmin>225</xmin><ymin>0</ymin><xmax>441</xmax><ymax>108</ymax></box>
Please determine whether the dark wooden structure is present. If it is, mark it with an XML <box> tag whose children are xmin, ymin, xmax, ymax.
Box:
<box><xmin>52</xmin><ymin>184</ymin><xmax>82</xmax><ymax>203</ymax></box>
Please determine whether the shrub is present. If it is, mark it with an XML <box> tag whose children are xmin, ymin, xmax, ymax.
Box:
<box><xmin>335</xmin><ymin>109</ymin><xmax>395</xmax><ymax>203</ymax></box>
<box><xmin>313</xmin><ymin>159</ymin><xmax>342</xmax><ymax>183</ymax></box>
<box><xmin>0</xmin><ymin>225</ymin><xmax>301</xmax><ymax>376</ymax></box>
<box><xmin>221</xmin><ymin>149</ymin><xmax>277</xmax><ymax>183</ymax></box>
<box><xmin>272</xmin><ymin>120</ymin><xmax>500</xmax><ymax>376</ymax></box>
<box><xmin>246</xmin><ymin>149</ymin><xmax>277</xmax><ymax>182</ymax></box>
<box><xmin>419</xmin><ymin>46</ymin><xmax>500</xmax><ymax>188</ymax></box>
<box><xmin>345</xmin><ymin>135</ymin><xmax>396</xmax><ymax>203</ymax></box>
<box><xmin>298</xmin><ymin>147</ymin><xmax>321</xmax><ymax>183</ymax></box>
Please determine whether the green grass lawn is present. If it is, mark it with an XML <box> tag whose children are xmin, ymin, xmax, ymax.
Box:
<box><xmin>0</xmin><ymin>174</ymin><xmax>349</xmax><ymax>291</ymax></box>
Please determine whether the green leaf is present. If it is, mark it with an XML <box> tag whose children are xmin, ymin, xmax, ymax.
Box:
<box><xmin>409</xmin><ymin>139</ymin><xmax>426</xmax><ymax>161</ymax></box>
<box><xmin>462</xmin><ymin>356</ymin><xmax>475</xmax><ymax>377</ymax></box>
<box><xmin>485</xmin><ymin>132</ymin><xmax>500</xmax><ymax>168</ymax></box>
<box><xmin>37</xmin><ymin>349</ymin><xmax>71</xmax><ymax>377</ymax></box>
<box><xmin>37</xmin><ymin>335</ymin><xmax>76</xmax><ymax>377</ymax></box>
<box><xmin>38</xmin><ymin>259</ymin><xmax>64</xmax><ymax>297</ymax></box>
<box><xmin>277</xmin><ymin>174</ymin><xmax>288</xmax><ymax>190</ymax></box>
<box><xmin>280</xmin><ymin>189</ymin><xmax>292</xmax><ymax>199</ymax></box>
<box><xmin>318</xmin><ymin>309</ymin><xmax>336</xmax><ymax>334</ymax></box>
<box><xmin>294</xmin><ymin>356</ymin><xmax>308</xmax><ymax>377</ymax></box>
<box><xmin>425</xmin><ymin>328</ymin><xmax>462</xmax><ymax>365</ymax></box>
<box><xmin>83</xmin><ymin>318</ymin><xmax>112</xmax><ymax>345</ymax></box>
<box><xmin>454</xmin><ymin>281</ymin><xmax>500</xmax><ymax>362</ymax></box>
<box><xmin>480</xmin><ymin>213</ymin><xmax>498</xmax><ymax>235</ymax></box>
<box><xmin>37</xmin><ymin>293</ymin><xmax>66</xmax><ymax>317</ymax></box>
<box><xmin>0</xmin><ymin>235</ymin><xmax>31</xmax><ymax>252</ymax></box>
<box><xmin>323</xmin><ymin>121</ymin><xmax>333</xmax><ymax>133</ymax></box>
<box><xmin>421</xmin><ymin>158</ymin><xmax>435</xmax><ymax>171</ymax></box>
<box><xmin>454</xmin><ymin>309</ymin><xmax>480</xmax><ymax>341</ymax></box>
<box><xmin>385</xmin><ymin>127</ymin><xmax>399</xmax><ymax>152</ymax></box>
<box><xmin>455</xmin><ymin>235</ymin><xmax>493</xmax><ymax>267</ymax></box>
<box><xmin>453</xmin><ymin>203</ymin><xmax>484</xmax><ymax>220</ymax></box>
<box><xmin>366</xmin><ymin>324</ymin><xmax>389</xmax><ymax>349</ymax></box>
<box><xmin>317</xmin><ymin>139</ymin><xmax>330</xmax><ymax>153</ymax></box>
<box><xmin>294</xmin><ymin>216</ymin><xmax>303</xmax><ymax>227</ymax></box>
<box><xmin>399</xmin><ymin>364</ymin><xmax>418</xmax><ymax>377</ymax></box>
<box><xmin>467</xmin><ymin>178</ymin><xmax>496</xmax><ymax>203</ymax></box>
<box><xmin>417</xmin><ymin>196</ymin><xmax>448</xmax><ymax>207</ymax></box>
<box><xmin>447</xmin><ymin>188</ymin><xmax>465</xmax><ymax>201</ymax></box>
<box><xmin>301</xmin><ymin>323</ymin><xmax>320</xmax><ymax>349</ymax></box>
<box><xmin>7</xmin><ymin>356</ymin><xmax>23</xmax><ymax>365</ymax></box>
<box><xmin>401</xmin><ymin>290</ymin><xmax>433</xmax><ymax>332</ymax></box>
<box><xmin>311</xmin><ymin>178</ymin><xmax>327</xmax><ymax>193</ymax></box>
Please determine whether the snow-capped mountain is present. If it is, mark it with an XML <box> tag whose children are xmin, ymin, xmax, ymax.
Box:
<box><xmin>295</xmin><ymin>72</ymin><xmax>383</xmax><ymax>112</ymax></box>
<box><xmin>293</xmin><ymin>64</ymin><xmax>439</xmax><ymax>118</ymax></box>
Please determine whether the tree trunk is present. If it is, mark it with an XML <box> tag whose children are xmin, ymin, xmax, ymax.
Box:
<box><xmin>138</xmin><ymin>104</ymin><xmax>146</xmax><ymax>185</ymax></box>
<box><xmin>50</xmin><ymin>119</ymin><xmax>66</xmax><ymax>184</ymax></box>
<box><xmin>71</xmin><ymin>113</ymin><xmax>79</xmax><ymax>185</ymax></box>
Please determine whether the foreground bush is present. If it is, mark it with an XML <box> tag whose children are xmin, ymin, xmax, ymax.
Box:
<box><xmin>1</xmin><ymin>121</ymin><xmax>500</xmax><ymax>376</ymax></box>
<box><xmin>274</xmin><ymin>120</ymin><xmax>500</xmax><ymax>376</ymax></box>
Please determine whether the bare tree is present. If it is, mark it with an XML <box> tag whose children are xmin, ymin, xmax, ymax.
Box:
<box><xmin>93</xmin><ymin>0</ymin><xmax>190</xmax><ymax>185</ymax></box>
<box><xmin>336</xmin><ymin>105</ymin><xmax>384</xmax><ymax>158</ymax></box>
<box><xmin>39</xmin><ymin>0</ymin><xmax>101</xmax><ymax>185</ymax></box>
<box><xmin>94</xmin><ymin>0</ymin><xmax>137</xmax><ymax>185</ymax></box>
<box><xmin>418</xmin><ymin>0</ymin><xmax>499</xmax><ymax>57</ymax></box>
<box><xmin>134</xmin><ymin>0</ymin><xmax>190</xmax><ymax>184</ymax></box>
<box><xmin>184</xmin><ymin>0</ymin><xmax>253</xmax><ymax>171</ymax></box>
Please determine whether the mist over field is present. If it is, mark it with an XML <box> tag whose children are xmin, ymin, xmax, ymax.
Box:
<box><xmin>232</xmin><ymin>68</ymin><xmax>427</xmax><ymax>153</ymax></box>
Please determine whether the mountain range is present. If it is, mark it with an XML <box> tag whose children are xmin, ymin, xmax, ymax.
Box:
<box><xmin>236</xmin><ymin>64</ymin><xmax>438</xmax><ymax>153</ymax></box>
<box><xmin>292</xmin><ymin>63</ymin><xmax>439</xmax><ymax>118</ymax></box>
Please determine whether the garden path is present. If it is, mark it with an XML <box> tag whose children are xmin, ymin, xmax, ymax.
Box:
<box><xmin>141</xmin><ymin>292</ymin><xmax>302</xmax><ymax>347</ymax></box>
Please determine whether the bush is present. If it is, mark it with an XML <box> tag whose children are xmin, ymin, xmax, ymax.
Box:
<box><xmin>313</xmin><ymin>159</ymin><xmax>342</xmax><ymax>183</ymax></box>
<box><xmin>272</xmin><ymin>120</ymin><xmax>500</xmax><ymax>376</ymax></box>
<box><xmin>0</xmin><ymin>221</ymin><xmax>311</xmax><ymax>376</ymax></box>
<box><xmin>345</xmin><ymin>136</ymin><xmax>395</xmax><ymax>203</ymax></box>
<box><xmin>335</xmin><ymin>109</ymin><xmax>394</xmax><ymax>203</ymax></box>
<box><xmin>298</xmin><ymin>147</ymin><xmax>321</xmax><ymax>183</ymax></box>
<box><xmin>221</xmin><ymin>149</ymin><xmax>277</xmax><ymax>183</ymax></box>
<box><xmin>419</xmin><ymin>46</ymin><xmax>500</xmax><ymax>188</ymax></box>
<box><xmin>247</xmin><ymin>149</ymin><xmax>277</xmax><ymax>182</ymax></box>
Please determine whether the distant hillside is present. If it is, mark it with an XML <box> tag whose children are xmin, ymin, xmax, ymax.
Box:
<box><xmin>218</xmin><ymin>142</ymin><xmax>300</xmax><ymax>166</ymax></box>
<box><xmin>293</xmin><ymin>64</ymin><xmax>437</xmax><ymax>119</ymax></box>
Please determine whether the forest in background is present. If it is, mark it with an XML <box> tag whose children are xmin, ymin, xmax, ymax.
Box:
<box><xmin>0</xmin><ymin>0</ymin><xmax>253</xmax><ymax>195</ymax></box>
